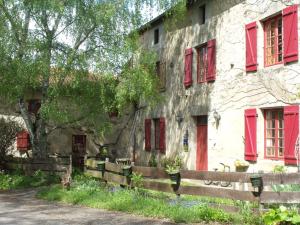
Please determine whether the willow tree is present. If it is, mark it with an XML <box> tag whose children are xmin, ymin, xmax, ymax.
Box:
<box><xmin>0</xmin><ymin>0</ymin><xmax>184</xmax><ymax>158</ymax></box>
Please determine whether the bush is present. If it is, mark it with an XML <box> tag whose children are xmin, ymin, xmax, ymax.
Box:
<box><xmin>263</xmin><ymin>206</ymin><xmax>300</xmax><ymax>225</ymax></box>
<box><xmin>0</xmin><ymin>117</ymin><xmax>22</xmax><ymax>163</ymax></box>
<box><xmin>0</xmin><ymin>170</ymin><xmax>60</xmax><ymax>190</ymax></box>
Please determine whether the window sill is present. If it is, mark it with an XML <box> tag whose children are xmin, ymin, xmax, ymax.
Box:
<box><xmin>264</xmin><ymin>156</ymin><xmax>284</xmax><ymax>161</ymax></box>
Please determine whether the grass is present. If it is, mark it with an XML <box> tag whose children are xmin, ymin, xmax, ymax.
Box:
<box><xmin>0</xmin><ymin>170</ymin><xmax>60</xmax><ymax>190</ymax></box>
<box><xmin>37</xmin><ymin>174</ymin><xmax>262</xmax><ymax>224</ymax></box>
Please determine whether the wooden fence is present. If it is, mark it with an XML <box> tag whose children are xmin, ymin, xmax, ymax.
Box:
<box><xmin>4</xmin><ymin>156</ymin><xmax>70</xmax><ymax>175</ymax></box>
<box><xmin>84</xmin><ymin>159</ymin><xmax>300</xmax><ymax>213</ymax></box>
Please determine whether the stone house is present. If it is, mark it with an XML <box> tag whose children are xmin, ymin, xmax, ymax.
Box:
<box><xmin>115</xmin><ymin>0</ymin><xmax>300</xmax><ymax>172</ymax></box>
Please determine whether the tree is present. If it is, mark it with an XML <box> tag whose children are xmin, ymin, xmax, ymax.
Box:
<box><xmin>0</xmin><ymin>0</ymin><xmax>183</xmax><ymax>158</ymax></box>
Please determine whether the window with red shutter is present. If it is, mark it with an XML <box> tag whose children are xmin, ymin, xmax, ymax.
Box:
<box><xmin>206</xmin><ymin>39</ymin><xmax>216</xmax><ymax>81</ymax></box>
<box><xmin>245</xmin><ymin>22</ymin><xmax>257</xmax><ymax>72</ymax></box>
<box><xmin>283</xmin><ymin>5</ymin><xmax>298</xmax><ymax>64</ymax></box>
<box><xmin>263</xmin><ymin>5</ymin><xmax>298</xmax><ymax>67</ymax></box>
<box><xmin>244</xmin><ymin>109</ymin><xmax>257</xmax><ymax>162</ymax></box>
<box><xmin>284</xmin><ymin>105</ymin><xmax>299</xmax><ymax>165</ymax></box>
<box><xmin>145</xmin><ymin>119</ymin><xmax>151</xmax><ymax>151</ymax></box>
<box><xmin>184</xmin><ymin>48</ymin><xmax>193</xmax><ymax>88</ymax></box>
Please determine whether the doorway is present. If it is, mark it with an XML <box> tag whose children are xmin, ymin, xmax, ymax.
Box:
<box><xmin>72</xmin><ymin>135</ymin><xmax>86</xmax><ymax>169</ymax></box>
<box><xmin>196</xmin><ymin>116</ymin><xmax>208</xmax><ymax>171</ymax></box>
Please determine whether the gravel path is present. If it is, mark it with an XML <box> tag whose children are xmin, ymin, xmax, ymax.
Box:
<box><xmin>0</xmin><ymin>189</ymin><xmax>222</xmax><ymax>225</ymax></box>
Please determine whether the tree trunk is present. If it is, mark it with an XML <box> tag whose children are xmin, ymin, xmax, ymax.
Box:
<box><xmin>19</xmin><ymin>99</ymin><xmax>47</xmax><ymax>159</ymax></box>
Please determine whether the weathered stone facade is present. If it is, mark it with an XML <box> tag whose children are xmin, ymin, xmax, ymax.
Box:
<box><xmin>116</xmin><ymin>0</ymin><xmax>300</xmax><ymax>172</ymax></box>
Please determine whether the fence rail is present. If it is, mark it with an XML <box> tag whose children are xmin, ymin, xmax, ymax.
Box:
<box><xmin>4</xmin><ymin>157</ymin><xmax>70</xmax><ymax>175</ymax></box>
<box><xmin>84</xmin><ymin>159</ymin><xmax>300</xmax><ymax>208</ymax></box>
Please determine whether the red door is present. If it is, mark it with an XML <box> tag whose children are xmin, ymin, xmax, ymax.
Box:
<box><xmin>196</xmin><ymin>116</ymin><xmax>208</xmax><ymax>171</ymax></box>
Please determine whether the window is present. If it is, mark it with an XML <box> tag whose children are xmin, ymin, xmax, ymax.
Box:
<box><xmin>265</xmin><ymin>109</ymin><xmax>284</xmax><ymax>159</ymax></box>
<box><xmin>145</xmin><ymin>118</ymin><xmax>166</xmax><ymax>153</ymax></box>
<box><xmin>28</xmin><ymin>99</ymin><xmax>41</xmax><ymax>114</ymax></box>
<box><xmin>197</xmin><ymin>44</ymin><xmax>208</xmax><ymax>83</ymax></box>
<box><xmin>155</xmin><ymin>61</ymin><xmax>166</xmax><ymax>91</ymax></box>
<box><xmin>264</xmin><ymin>15</ymin><xmax>283</xmax><ymax>66</ymax></box>
<box><xmin>154</xmin><ymin>28</ymin><xmax>159</xmax><ymax>44</ymax></box>
<box><xmin>199</xmin><ymin>5</ymin><xmax>206</xmax><ymax>25</ymax></box>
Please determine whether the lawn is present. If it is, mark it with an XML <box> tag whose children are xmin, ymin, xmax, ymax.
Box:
<box><xmin>37</xmin><ymin>173</ymin><xmax>262</xmax><ymax>224</ymax></box>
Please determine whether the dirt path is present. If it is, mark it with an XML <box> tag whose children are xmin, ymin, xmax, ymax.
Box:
<box><xmin>0</xmin><ymin>189</ymin><xmax>221</xmax><ymax>225</ymax></box>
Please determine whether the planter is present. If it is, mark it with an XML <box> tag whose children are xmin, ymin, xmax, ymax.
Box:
<box><xmin>235</xmin><ymin>166</ymin><xmax>249</xmax><ymax>172</ymax></box>
<box><xmin>97</xmin><ymin>161</ymin><xmax>105</xmax><ymax>171</ymax></box>
<box><xmin>250</xmin><ymin>174</ymin><xmax>263</xmax><ymax>188</ymax></box>
<box><xmin>123</xmin><ymin>166</ymin><xmax>132</xmax><ymax>177</ymax></box>
<box><xmin>168</xmin><ymin>172</ymin><xmax>180</xmax><ymax>183</ymax></box>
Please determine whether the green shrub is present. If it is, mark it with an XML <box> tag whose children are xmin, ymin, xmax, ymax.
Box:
<box><xmin>263</xmin><ymin>206</ymin><xmax>300</xmax><ymax>225</ymax></box>
<box><xmin>0</xmin><ymin>170</ymin><xmax>59</xmax><ymax>190</ymax></box>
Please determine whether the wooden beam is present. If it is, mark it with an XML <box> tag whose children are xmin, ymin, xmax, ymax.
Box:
<box><xmin>132</xmin><ymin>166</ymin><xmax>169</xmax><ymax>179</ymax></box>
<box><xmin>104</xmin><ymin>172</ymin><xmax>129</xmax><ymax>186</ymax></box>
<box><xmin>140</xmin><ymin>180</ymin><xmax>176</xmax><ymax>193</ymax></box>
<box><xmin>260</xmin><ymin>191</ymin><xmax>300</xmax><ymax>204</ymax></box>
<box><xmin>178</xmin><ymin>185</ymin><xmax>258</xmax><ymax>202</ymax></box>
<box><xmin>85</xmin><ymin>169</ymin><xmax>104</xmax><ymax>179</ymax></box>
<box><xmin>105</xmin><ymin>162</ymin><xmax>123</xmax><ymax>174</ymax></box>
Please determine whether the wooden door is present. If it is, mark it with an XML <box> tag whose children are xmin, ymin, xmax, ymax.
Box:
<box><xmin>196</xmin><ymin>116</ymin><xmax>208</xmax><ymax>171</ymax></box>
<box><xmin>72</xmin><ymin>135</ymin><xmax>86</xmax><ymax>169</ymax></box>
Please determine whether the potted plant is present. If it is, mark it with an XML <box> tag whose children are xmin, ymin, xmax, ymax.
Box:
<box><xmin>234</xmin><ymin>160</ymin><xmax>249</xmax><ymax>172</ymax></box>
<box><xmin>100</xmin><ymin>147</ymin><xmax>108</xmax><ymax>161</ymax></box>
<box><xmin>165</xmin><ymin>165</ymin><xmax>180</xmax><ymax>183</ymax></box>
<box><xmin>162</xmin><ymin>155</ymin><xmax>183</xmax><ymax>183</ymax></box>
<box><xmin>122</xmin><ymin>165</ymin><xmax>132</xmax><ymax>177</ymax></box>
<box><xmin>97</xmin><ymin>161</ymin><xmax>105</xmax><ymax>172</ymax></box>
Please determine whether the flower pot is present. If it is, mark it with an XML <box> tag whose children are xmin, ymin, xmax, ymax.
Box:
<box><xmin>168</xmin><ymin>172</ymin><xmax>180</xmax><ymax>183</ymax></box>
<box><xmin>97</xmin><ymin>162</ymin><xmax>105</xmax><ymax>171</ymax></box>
<box><xmin>250</xmin><ymin>175</ymin><xmax>263</xmax><ymax>188</ymax></box>
<box><xmin>123</xmin><ymin>167</ymin><xmax>132</xmax><ymax>177</ymax></box>
<box><xmin>235</xmin><ymin>166</ymin><xmax>249</xmax><ymax>172</ymax></box>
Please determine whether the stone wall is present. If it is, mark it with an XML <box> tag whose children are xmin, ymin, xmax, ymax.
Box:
<box><xmin>115</xmin><ymin>0</ymin><xmax>300</xmax><ymax>172</ymax></box>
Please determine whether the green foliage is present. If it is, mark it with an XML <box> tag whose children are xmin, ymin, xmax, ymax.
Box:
<box><xmin>131</xmin><ymin>172</ymin><xmax>144</xmax><ymax>189</ymax></box>
<box><xmin>116</xmin><ymin>50</ymin><xmax>161</xmax><ymax>110</ymax></box>
<box><xmin>163</xmin><ymin>0</ymin><xmax>187</xmax><ymax>32</ymax></box>
<box><xmin>0</xmin><ymin>0</ymin><xmax>179</xmax><ymax>140</ymax></box>
<box><xmin>272</xmin><ymin>184</ymin><xmax>300</xmax><ymax>192</ymax></box>
<box><xmin>161</xmin><ymin>155</ymin><xmax>183</xmax><ymax>174</ymax></box>
<box><xmin>263</xmin><ymin>206</ymin><xmax>300</xmax><ymax>225</ymax></box>
<box><xmin>0</xmin><ymin>170</ymin><xmax>59</xmax><ymax>190</ymax></box>
<box><xmin>273</xmin><ymin>165</ymin><xmax>287</xmax><ymax>173</ymax></box>
<box><xmin>148</xmin><ymin>153</ymin><xmax>158</xmax><ymax>167</ymax></box>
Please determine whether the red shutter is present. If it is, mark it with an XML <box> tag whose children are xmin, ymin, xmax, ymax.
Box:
<box><xmin>244</xmin><ymin>109</ymin><xmax>257</xmax><ymax>161</ymax></box>
<box><xmin>284</xmin><ymin>105</ymin><xmax>299</xmax><ymax>165</ymax></box>
<box><xmin>145</xmin><ymin>119</ymin><xmax>151</xmax><ymax>151</ymax></box>
<box><xmin>283</xmin><ymin>5</ymin><xmax>298</xmax><ymax>64</ymax></box>
<box><xmin>184</xmin><ymin>48</ymin><xmax>193</xmax><ymax>88</ymax></box>
<box><xmin>206</xmin><ymin>39</ymin><xmax>216</xmax><ymax>81</ymax></box>
<box><xmin>245</xmin><ymin>22</ymin><xmax>257</xmax><ymax>72</ymax></box>
<box><xmin>159</xmin><ymin>118</ymin><xmax>166</xmax><ymax>153</ymax></box>
<box><xmin>17</xmin><ymin>131</ymin><xmax>30</xmax><ymax>151</ymax></box>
